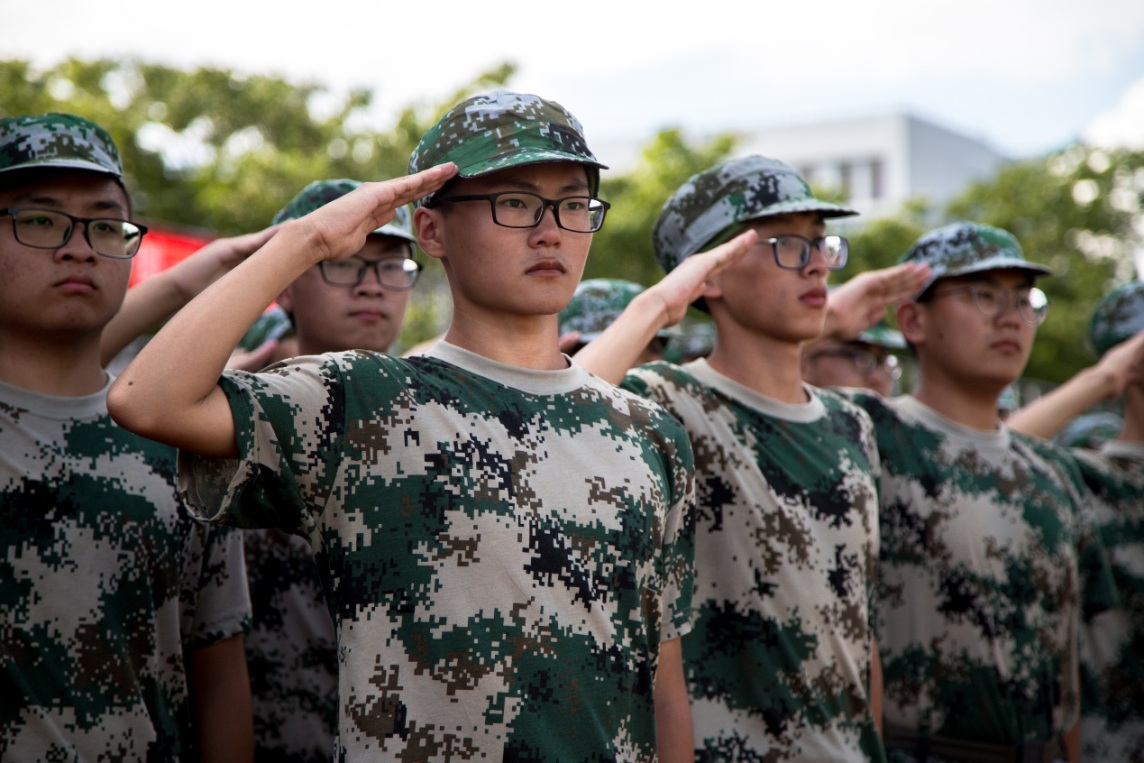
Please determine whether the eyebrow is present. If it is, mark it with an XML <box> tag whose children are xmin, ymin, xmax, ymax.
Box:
<box><xmin>490</xmin><ymin>176</ymin><xmax>591</xmax><ymax>195</ymax></box>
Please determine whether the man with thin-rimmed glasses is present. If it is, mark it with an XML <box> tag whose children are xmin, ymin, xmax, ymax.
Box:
<box><xmin>0</xmin><ymin>113</ymin><xmax>255</xmax><ymax>761</ymax></box>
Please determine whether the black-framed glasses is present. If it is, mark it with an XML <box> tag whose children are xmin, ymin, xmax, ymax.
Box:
<box><xmin>760</xmin><ymin>234</ymin><xmax>848</xmax><ymax>271</ymax></box>
<box><xmin>433</xmin><ymin>192</ymin><xmax>610</xmax><ymax>233</ymax></box>
<box><xmin>2</xmin><ymin>207</ymin><xmax>147</xmax><ymax>259</ymax></box>
<box><xmin>930</xmin><ymin>284</ymin><xmax>1049</xmax><ymax>325</ymax></box>
<box><xmin>808</xmin><ymin>347</ymin><xmax>901</xmax><ymax>379</ymax></box>
<box><xmin>318</xmin><ymin>257</ymin><xmax>421</xmax><ymax>290</ymax></box>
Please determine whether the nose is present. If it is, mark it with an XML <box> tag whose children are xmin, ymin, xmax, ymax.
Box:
<box><xmin>529</xmin><ymin>203</ymin><xmax>561</xmax><ymax>245</ymax></box>
<box><xmin>54</xmin><ymin>220</ymin><xmax>97</xmax><ymax>262</ymax></box>
<box><xmin>801</xmin><ymin>240</ymin><xmax>829</xmax><ymax>276</ymax></box>
<box><xmin>353</xmin><ymin>262</ymin><xmax>386</xmax><ymax>294</ymax></box>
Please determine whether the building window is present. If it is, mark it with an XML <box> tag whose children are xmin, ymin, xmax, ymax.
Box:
<box><xmin>870</xmin><ymin>159</ymin><xmax>884</xmax><ymax>199</ymax></box>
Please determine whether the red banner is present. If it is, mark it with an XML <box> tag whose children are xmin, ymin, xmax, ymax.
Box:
<box><xmin>128</xmin><ymin>224</ymin><xmax>215</xmax><ymax>288</ymax></box>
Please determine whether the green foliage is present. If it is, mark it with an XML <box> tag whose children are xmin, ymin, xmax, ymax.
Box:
<box><xmin>587</xmin><ymin>128</ymin><xmax>740</xmax><ymax>286</ymax></box>
<box><xmin>5</xmin><ymin>57</ymin><xmax>1142</xmax><ymax>377</ymax></box>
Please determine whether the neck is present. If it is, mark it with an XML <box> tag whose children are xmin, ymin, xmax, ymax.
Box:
<box><xmin>0</xmin><ymin>330</ymin><xmax>108</xmax><ymax>396</ymax></box>
<box><xmin>443</xmin><ymin>307</ymin><xmax>566</xmax><ymax>371</ymax></box>
<box><xmin>911</xmin><ymin>367</ymin><xmax>1004</xmax><ymax>431</ymax></box>
<box><xmin>705</xmin><ymin>322</ymin><xmax>808</xmax><ymax>404</ymax></box>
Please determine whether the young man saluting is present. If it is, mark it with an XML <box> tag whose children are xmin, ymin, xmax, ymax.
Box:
<box><xmin>109</xmin><ymin>91</ymin><xmax>709</xmax><ymax>762</ymax></box>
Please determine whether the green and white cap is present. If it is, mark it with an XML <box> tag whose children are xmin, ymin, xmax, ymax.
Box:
<box><xmin>900</xmin><ymin>222</ymin><xmax>1051</xmax><ymax>297</ymax></box>
<box><xmin>1088</xmin><ymin>281</ymin><xmax>1144</xmax><ymax>357</ymax></box>
<box><xmin>559</xmin><ymin>279</ymin><xmax>673</xmax><ymax>343</ymax></box>
<box><xmin>273</xmin><ymin>179</ymin><xmax>415</xmax><ymax>243</ymax></box>
<box><xmin>653</xmin><ymin>155</ymin><xmax>858</xmax><ymax>274</ymax></box>
<box><xmin>0</xmin><ymin>113</ymin><xmax>124</xmax><ymax>180</ymax></box>
<box><xmin>408</xmin><ymin>90</ymin><xmax>605</xmax><ymax>206</ymax></box>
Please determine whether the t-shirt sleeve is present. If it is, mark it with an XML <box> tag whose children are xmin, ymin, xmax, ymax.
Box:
<box><xmin>179</xmin><ymin>356</ymin><xmax>348</xmax><ymax>538</ymax></box>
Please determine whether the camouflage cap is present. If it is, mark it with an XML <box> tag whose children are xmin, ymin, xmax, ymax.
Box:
<box><xmin>1056</xmin><ymin>411</ymin><xmax>1123</xmax><ymax>450</ymax></box>
<box><xmin>996</xmin><ymin>383</ymin><xmax>1021</xmax><ymax>414</ymax></box>
<box><xmin>652</xmin><ymin>155</ymin><xmax>858</xmax><ymax>274</ymax></box>
<box><xmin>273</xmin><ymin>179</ymin><xmax>415</xmax><ymax>243</ymax></box>
<box><xmin>0</xmin><ymin>113</ymin><xmax>123</xmax><ymax>180</ymax></box>
<box><xmin>559</xmin><ymin>279</ymin><xmax>673</xmax><ymax>343</ymax></box>
<box><xmin>900</xmin><ymin>222</ymin><xmax>1051</xmax><ymax>297</ymax></box>
<box><xmin>408</xmin><ymin>90</ymin><xmax>606</xmax><ymax>206</ymax></box>
<box><xmin>1088</xmin><ymin>280</ymin><xmax>1144</xmax><ymax>357</ymax></box>
<box><xmin>664</xmin><ymin>318</ymin><xmax>717</xmax><ymax>364</ymax></box>
<box><xmin>858</xmin><ymin>321</ymin><xmax>907</xmax><ymax>350</ymax></box>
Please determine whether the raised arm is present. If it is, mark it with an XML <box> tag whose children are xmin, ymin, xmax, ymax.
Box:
<box><xmin>100</xmin><ymin>227</ymin><xmax>279</xmax><ymax>367</ymax></box>
<box><xmin>822</xmin><ymin>262</ymin><xmax>931</xmax><ymax>341</ymax></box>
<box><xmin>1008</xmin><ymin>329</ymin><xmax>1144</xmax><ymax>439</ymax></box>
<box><xmin>573</xmin><ymin>230</ymin><xmax>757</xmax><ymax>384</ymax></box>
<box><xmin>107</xmin><ymin>165</ymin><xmax>457</xmax><ymax>458</ymax></box>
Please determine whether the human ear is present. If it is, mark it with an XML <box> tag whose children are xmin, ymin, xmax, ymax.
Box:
<box><xmin>414</xmin><ymin>207</ymin><xmax>446</xmax><ymax>261</ymax></box>
<box><xmin>275</xmin><ymin>285</ymin><xmax>295</xmax><ymax>314</ymax></box>
<box><xmin>897</xmin><ymin>302</ymin><xmax>926</xmax><ymax>346</ymax></box>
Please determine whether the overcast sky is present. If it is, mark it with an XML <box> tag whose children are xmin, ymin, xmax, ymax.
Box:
<box><xmin>3</xmin><ymin>0</ymin><xmax>1144</xmax><ymax>162</ymax></box>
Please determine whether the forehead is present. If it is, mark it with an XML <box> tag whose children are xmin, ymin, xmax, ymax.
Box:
<box><xmin>0</xmin><ymin>169</ymin><xmax>128</xmax><ymax>213</ymax></box>
<box><xmin>936</xmin><ymin>268</ymin><xmax>1036</xmax><ymax>289</ymax></box>
<box><xmin>458</xmin><ymin>162</ymin><xmax>590</xmax><ymax>193</ymax></box>
<box><xmin>358</xmin><ymin>234</ymin><xmax>413</xmax><ymax>258</ymax></box>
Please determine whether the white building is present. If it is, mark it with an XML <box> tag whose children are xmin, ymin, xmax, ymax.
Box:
<box><xmin>736</xmin><ymin>113</ymin><xmax>1007</xmax><ymax>223</ymax></box>
<box><xmin>596</xmin><ymin>112</ymin><xmax>1008</xmax><ymax>225</ymax></box>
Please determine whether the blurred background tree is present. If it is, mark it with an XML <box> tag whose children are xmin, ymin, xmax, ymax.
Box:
<box><xmin>3</xmin><ymin>57</ymin><xmax>1141</xmax><ymax>378</ymax></box>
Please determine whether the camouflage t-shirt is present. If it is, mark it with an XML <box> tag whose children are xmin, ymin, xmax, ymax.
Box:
<box><xmin>623</xmin><ymin>361</ymin><xmax>885</xmax><ymax>763</ymax></box>
<box><xmin>244</xmin><ymin>528</ymin><xmax>338</xmax><ymax>763</ymax></box>
<box><xmin>179</xmin><ymin>341</ymin><xmax>696</xmax><ymax>762</ymax></box>
<box><xmin>849</xmin><ymin>393</ymin><xmax>1089</xmax><ymax>753</ymax></box>
<box><xmin>1071</xmin><ymin>441</ymin><xmax>1144</xmax><ymax>762</ymax></box>
<box><xmin>0</xmin><ymin>376</ymin><xmax>251</xmax><ymax>761</ymax></box>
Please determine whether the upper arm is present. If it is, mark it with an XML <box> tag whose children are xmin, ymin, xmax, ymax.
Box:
<box><xmin>108</xmin><ymin>377</ymin><xmax>239</xmax><ymax>459</ymax></box>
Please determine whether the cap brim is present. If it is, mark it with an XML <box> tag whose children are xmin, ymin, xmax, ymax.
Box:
<box><xmin>457</xmin><ymin>148</ymin><xmax>608</xmax><ymax>178</ymax></box>
<box><xmin>0</xmin><ymin>157</ymin><xmax>122</xmax><ymax>179</ymax></box>
<box><xmin>922</xmin><ymin>255</ymin><xmax>1053</xmax><ymax>293</ymax></box>
<box><xmin>743</xmin><ymin>198</ymin><xmax>859</xmax><ymax>221</ymax></box>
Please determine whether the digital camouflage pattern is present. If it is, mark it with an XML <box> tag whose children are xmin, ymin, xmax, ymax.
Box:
<box><xmin>0</xmin><ymin>113</ymin><xmax>124</xmax><ymax>179</ymax></box>
<box><xmin>559</xmin><ymin>278</ymin><xmax>673</xmax><ymax>344</ymax></box>
<box><xmin>623</xmin><ymin>360</ymin><xmax>886</xmax><ymax>762</ymax></box>
<box><xmin>0</xmin><ymin>377</ymin><xmax>251</xmax><ymax>761</ymax></box>
<box><xmin>652</xmin><ymin>155</ymin><xmax>857</xmax><ymax>275</ymax></box>
<box><xmin>179</xmin><ymin>341</ymin><xmax>696</xmax><ymax>761</ymax></box>
<box><xmin>898</xmin><ymin>222</ymin><xmax>1051</xmax><ymax>296</ymax></box>
<box><xmin>847</xmin><ymin>392</ymin><xmax>1112</xmax><ymax>759</ymax></box>
<box><xmin>273</xmin><ymin>178</ymin><xmax>417</xmax><ymax>244</ymax></box>
<box><xmin>1070</xmin><ymin>442</ymin><xmax>1144</xmax><ymax>762</ymax></box>
<box><xmin>244</xmin><ymin>528</ymin><xmax>338</xmax><ymax>763</ymax></box>
<box><xmin>1088</xmin><ymin>280</ymin><xmax>1144</xmax><ymax>357</ymax></box>
<box><xmin>408</xmin><ymin>90</ymin><xmax>606</xmax><ymax>206</ymax></box>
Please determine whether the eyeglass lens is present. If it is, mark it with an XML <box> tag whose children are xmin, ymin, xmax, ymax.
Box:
<box><xmin>320</xmin><ymin>258</ymin><xmax>420</xmax><ymax>289</ymax></box>
<box><xmin>6</xmin><ymin>208</ymin><xmax>145</xmax><ymax>258</ymax></box>
<box><xmin>766</xmin><ymin>235</ymin><xmax>848</xmax><ymax>271</ymax></box>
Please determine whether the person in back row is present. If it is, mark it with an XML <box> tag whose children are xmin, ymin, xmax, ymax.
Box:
<box><xmin>1009</xmin><ymin>281</ymin><xmax>1144</xmax><ymax>761</ymax></box>
<box><xmin>107</xmin><ymin>90</ymin><xmax>715</xmax><ymax>762</ymax></box>
<box><xmin>238</xmin><ymin>178</ymin><xmax>424</xmax><ymax>762</ymax></box>
<box><xmin>0</xmin><ymin>113</ymin><xmax>254</xmax><ymax>761</ymax></box>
